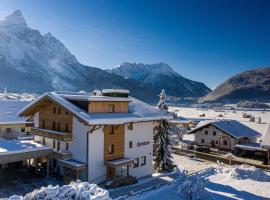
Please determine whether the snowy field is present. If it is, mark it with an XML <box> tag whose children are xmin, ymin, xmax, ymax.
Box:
<box><xmin>130</xmin><ymin>156</ymin><xmax>270</xmax><ymax>200</ymax></box>
<box><xmin>169</xmin><ymin>106</ymin><xmax>270</xmax><ymax>135</ymax></box>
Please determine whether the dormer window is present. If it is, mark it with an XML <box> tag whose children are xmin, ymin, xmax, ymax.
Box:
<box><xmin>108</xmin><ymin>104</ymin><xmax>115</xmax><ymax>113</ymax></box>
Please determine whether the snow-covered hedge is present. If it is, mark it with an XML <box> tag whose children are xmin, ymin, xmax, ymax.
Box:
<box><xmin>5</xmin><ymin>181</ymin><xmax>111</xmax><ymax>200</ymax></box>
<box><xmin>177</xmin><ymin>175</ymin><xmax>207</xmax><ymax>200</ymax></box>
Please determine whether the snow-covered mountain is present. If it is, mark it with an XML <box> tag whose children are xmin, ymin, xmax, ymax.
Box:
<box><xmin>0</xmin><ymin>11</ymin><xmax>158</xmax><ymax>102</ymax></box>
<box><xmin>0</xmin><ymin>10</ymin><xmax>210</xmax><ymax>103</ymax></box>
<box><xmin>109</xmin><ymin>62</ymin><xmax>211</xmax><ymax>97</ymax></box>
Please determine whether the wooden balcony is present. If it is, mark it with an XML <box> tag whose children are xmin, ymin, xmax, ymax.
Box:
<box><xmin>31</xmin><ymin>128</ymin><xmax>72</xmax><ymax>141</ymax></box>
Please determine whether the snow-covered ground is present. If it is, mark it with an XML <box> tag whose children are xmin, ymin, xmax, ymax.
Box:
<box><xmin>130</xmin><ymin>156</ymin><xmax>270</xmax><ymax>200</ymax></box>
<box><xmin>170</xmin><ymin>106</ymin><xmax>270</xmax><ymax>135</ymax></box>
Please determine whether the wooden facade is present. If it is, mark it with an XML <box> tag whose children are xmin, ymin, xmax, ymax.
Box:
<box><xmin>88</xmin><ymin>101</ymin><xmax>129</xmax><ymax>113</ymax></box>
<box><xmin>104</xmin><ymin>125</ymin><xmax>125</xmax><ymax>161</ymax></box>
<box><xmin>38</xmin><ymin>102</ymin><xmax>73</xmax><ymax>133</ymax></box>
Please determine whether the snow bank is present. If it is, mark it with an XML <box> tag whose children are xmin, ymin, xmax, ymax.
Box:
<box><xmin>231</xmin><ymin>165</ymin><xmax>270</xmax><ymax>182</ymax></box>
<box><xmin>210</xmin><ymin>164</ymin><xmax>270</xmax><ymax>182</ymax></box>
<box><xmin>4</xmin><ymin>181</ymin><xmax>111</xmax><ymax>200</ymax></box>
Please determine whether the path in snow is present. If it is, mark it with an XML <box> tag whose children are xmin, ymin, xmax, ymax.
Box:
<box><xmin>109</xmin><ymin>154</ymin><xmax>213</xmax><ymax>199</ymax></box>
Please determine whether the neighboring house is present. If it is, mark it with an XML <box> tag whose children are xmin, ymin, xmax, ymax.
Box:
<box><xmin>188</xmin><ymin>120</ymin><xmax>261</xmax><ymax>150</ymax></box>
<box><xmin>18</xmin><ymin>89</ymin><xmax>172</xmax><ymax>184</ymax></box>
<box><xmin>0</xmin><ymin>100</ymin><xmax>32</xmax><ymax>139</ymax></box>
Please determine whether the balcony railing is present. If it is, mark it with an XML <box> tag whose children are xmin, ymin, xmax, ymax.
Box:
<box><xmin>31</xmin><ymin>128</ymin><xmax>72</xmax><ymax>141</ymax></box>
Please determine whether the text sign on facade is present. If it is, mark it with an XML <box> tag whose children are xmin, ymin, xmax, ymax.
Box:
<box><xmin>137</xmin><ymin>141</ymin><xmax>150</xmax><ymax>147</ymax></box>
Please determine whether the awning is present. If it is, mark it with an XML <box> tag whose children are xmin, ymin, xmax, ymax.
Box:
<box><xmin>0</xmin><ymin>139</ymin><xmax>52</xmax><ymax>164</ymax></box>
<box><xmin>60</xmin><ymin>159</ymin><xmax>86</xmax><ymax>170</ymax></box>
<box><xmin>106</xmin><ymin>157</ymin><xmax>134</xmax><ymax>167</ymax></box>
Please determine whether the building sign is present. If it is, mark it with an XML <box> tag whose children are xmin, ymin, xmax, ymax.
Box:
<box><xmin>137</xmin><ymin>141</ymin><xmax>150</xmax><ymax>147</ymax></box>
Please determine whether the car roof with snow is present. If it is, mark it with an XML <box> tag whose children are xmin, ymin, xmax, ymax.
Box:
<box><xmin>188</xmin><ymin>119</ymin><xmax>261</xmax><ymax>139</ymax></box>
<box><xmin>0</xmin><ymin>100</ymin><xmax>29</xmax><ymax>124</ymax></box>
<box><xmin>18</xmin><ymin>92</ymin><xmax>173</xmax><ymax>125</ymax></box>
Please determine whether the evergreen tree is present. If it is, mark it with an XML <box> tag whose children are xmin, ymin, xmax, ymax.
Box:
<box><xmin>153</xmin><ymin>89</ymin><xmax>174</xmax><ymax>172</ymax></box>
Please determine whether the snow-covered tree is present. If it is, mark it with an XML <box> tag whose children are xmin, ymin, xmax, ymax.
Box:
<box><xmin>157</xmin><ymin>89</ymin><xmax>168</xmax><ymax>111</ymax></box>
<box><xmin>153</xmin><ymin>89</ymin><xmax>174</xmax><ymax>172</ymax></box>
<box><xmin>177</xmin><ymin>175</ymin><xmax>208</xmax><ymax>200</ymax></box>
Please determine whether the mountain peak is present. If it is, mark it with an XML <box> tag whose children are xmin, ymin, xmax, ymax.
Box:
<box><xmin>1</xmin><ymin>10</ymin><xmax>27</xmax><ymax>26</ymax></box>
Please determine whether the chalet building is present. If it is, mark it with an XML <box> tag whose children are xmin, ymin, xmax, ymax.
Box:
<box><xmin>0</xmin><ymin>100</ymin><xmax>32</xmax><ymax>139</ymax></box>
<box><xmin>19</xmin><ymin>89</ymin><xmax>171</xmax><ymax>184</ymax></box>
<box><xmin>188</xmin><ymin>120</ymin><xmax>261</xmax><ymax>151</ymax></box>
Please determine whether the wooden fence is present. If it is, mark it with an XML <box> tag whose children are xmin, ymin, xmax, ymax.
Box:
<box><xmin>173</xmin><ymin>146</ymin><xmax>270</xmax><ymax>170</ymax></box>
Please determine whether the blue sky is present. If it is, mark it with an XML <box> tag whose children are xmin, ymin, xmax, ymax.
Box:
<box><xmin>0</xmin><ymin>0</ymin><xmax>270</xmax><ymax>89</ymax></box>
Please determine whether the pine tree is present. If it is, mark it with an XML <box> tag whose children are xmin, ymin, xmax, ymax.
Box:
<box><xmin>157</xmin><ymin>89</ymin><xmax>168</xmax><ymax>112</ymax></box>
<box><xmin>153</xmin><ymin>89</ymin><xmax>174</xmax><ymax>172</ymax></box>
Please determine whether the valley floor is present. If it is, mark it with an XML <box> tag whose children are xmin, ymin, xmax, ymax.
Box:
<box><xmin>169</xmin><ymin>106</ymin><xmax>270</xmax><ymax>134</ymax></box>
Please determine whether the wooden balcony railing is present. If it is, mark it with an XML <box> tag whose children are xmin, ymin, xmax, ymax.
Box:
<box><xmin>31</xmin><ymin>128</ymin><xmax>72</xmax><ymax>141</ymax></box>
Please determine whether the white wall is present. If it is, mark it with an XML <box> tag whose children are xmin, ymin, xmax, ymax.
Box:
<box><xmin>88</xmin><ymin>126</ymin><xmax>105</xmax><ymax>183</ymax></box>
<box><xmin>125</xmin><ymin>121</ymin><xmax>153</xmax><ymax>178</ymax></box>
<box><xmin>69</xmin><ymin>117</ymin><xmax>88</xmax><ymax>163</ymax></box>
<box><xmin>194</xmin><ymin>125</ymin><xmax>237</xmax><ymax>150</ymax></box>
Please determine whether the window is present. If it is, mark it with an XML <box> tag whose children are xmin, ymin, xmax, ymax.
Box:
<box><xmin>205</xmin><ymin>130</ymin><xmax>208</xmax><ymax>135</ymax></box>
<box><xmin>57</xmin><ymin>141</ymin><xmax>61</xmax><ymax>152</ymax></box>
<box><xmin>201</xmin><ymin>139</ymin><xmax>205</xmax><ymax>143</ymax></box>
<box><xmin>213</xmin><ymin>131</ymin><xmax>216</xmax><ymax>136</ymax></box>
<box><xmin>216</xmin><ymin>140</ymin><xmax>218</xmax><ymax>144</ymax></box>
<box><xmin>66</xmin><ymin>143</ymin><xmax>69</xmax><ymax>151</ymax></box>
<box><xmin>53</xmin><ymin>140</ymin><xmax>56</xmax><ymax>148</ymax></box>
<box><xmin>65</xmin><ymin>111</ymin><xmax>69</xmax><ymax>115</ymax></box>
<box><xmin>6</xmin><ymin>128</ymin><xmax>11</xmax><ymax>133</ymax></box>
<box><xmin>57</xmin><ymin>123</ymin><xmax>61</xmax><ymax>132</ymax></box>
<box><xmin>41</xmin><ymin>120</ymin><xmax>45</xmax><ymax>129</ymax></box>
<box><xmin>129</xmin><ymin>141</ymin><xmax>133</xmax><ymax>148</ymax></box>
<box><xmin>52</xmin><ymin>122</ymin><xmax>56</xmax><ymax>131</ymax></box>
<box><xmin>65</xmin><ymin>124</ymin><xmax>69</xmax><ymax>132</ymax></box>
<box><xmin>53</xmin><ymin>107</ymin><xmax>56</xmax><ymax>114</ymax></box>
<box><xmin>108</xmin><ymin>144</ymin><xmax>114</xmax><ymax>154</ymax></box>
<box><xmin>108</xmin><ymin>104</ymin><xmax>115</xmax><ymax>113</ymax></box>
<box><xmin>57</xmin><ymin>107</ymin><xmax>61</xmax><ymax>114</ymax></box>
<box><xmin>223</xmin><ymin>140</ymin><xmax>228</xmax><ymax>145</ymax></box>
<box><xmin>128</xmin><ymin>123</ymin><xmax>133</xmax><ymax>130</ymax></box>
<box><xmin>42</xmin><ymin>137</ymin><xmax>46</xmax><ymax>145</ymax></box>
<box><xmin>21</xmin><ymin>127</ymin><xmax>25</xmax><ymax>132</ymax></box>
<box><xmin>108</xmin><ymin>126</ymin><xmax>114</xmax><ymax>135</ymax></box>
<box><xmin>133</xmin><ymin>158</ymin><xmax>139</xmax><ymax>168</ymax></box>
<box><xmin>141</xmin><ymin>156</ymin><xmax>146</xmax><ymax>166</ymax></box>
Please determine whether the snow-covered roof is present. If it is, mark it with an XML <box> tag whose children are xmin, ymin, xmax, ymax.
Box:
<box><xmin>102</xmin><ymin>89</ymin><xmax>129</xmax><ymax>94</ymax></box>
<box><xmin>58</xmin><ymin>93</ymin><xmax>132</xmax><ymax>102</ymax></box>
<box><xmin>188</xmin><ymin>120</ymin><xmax>261</xmax><ymax>139</ymax></box>
<box><xmin>261</xmin><ymin>123</ymin><xmax>270</xmax><ymax>149</ymax></box>
<box><xmin>235</xmin><ymin>143</ymin><xmax>267</xmax><ymax>151</ymax></box>
<box><xmin>0</xmin><ymin>100</ymin><xmax>29</xmax><ymax>124</ymax></box>
<box><xmin>19</xmin><ymin>92</ymin><xmax>172</xmax><ymax>125</ymax></box>
<box><xmin>0</xmin><ymin>139</ymin><xmax>52</xmax><ymax>156</ymax></box>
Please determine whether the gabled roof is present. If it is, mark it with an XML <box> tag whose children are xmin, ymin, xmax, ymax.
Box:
<box><xmin>261</xmin><ymin>123</ymin><xmax>270</xmax><ymax>149</ymax></box>
<box><xmin>0</xmin><ymin>100</ymin><xmax>29</xmax><ymax>124</ymax></box>
<box><xmin>18</xmin><ymin>92</ymin><xmax>172</xmax><ymax>125</ymax></box>
<box><xmin>188</xmin><ymin>120</ymin><xmax>261</xmax><ymax>139</ymax></box>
